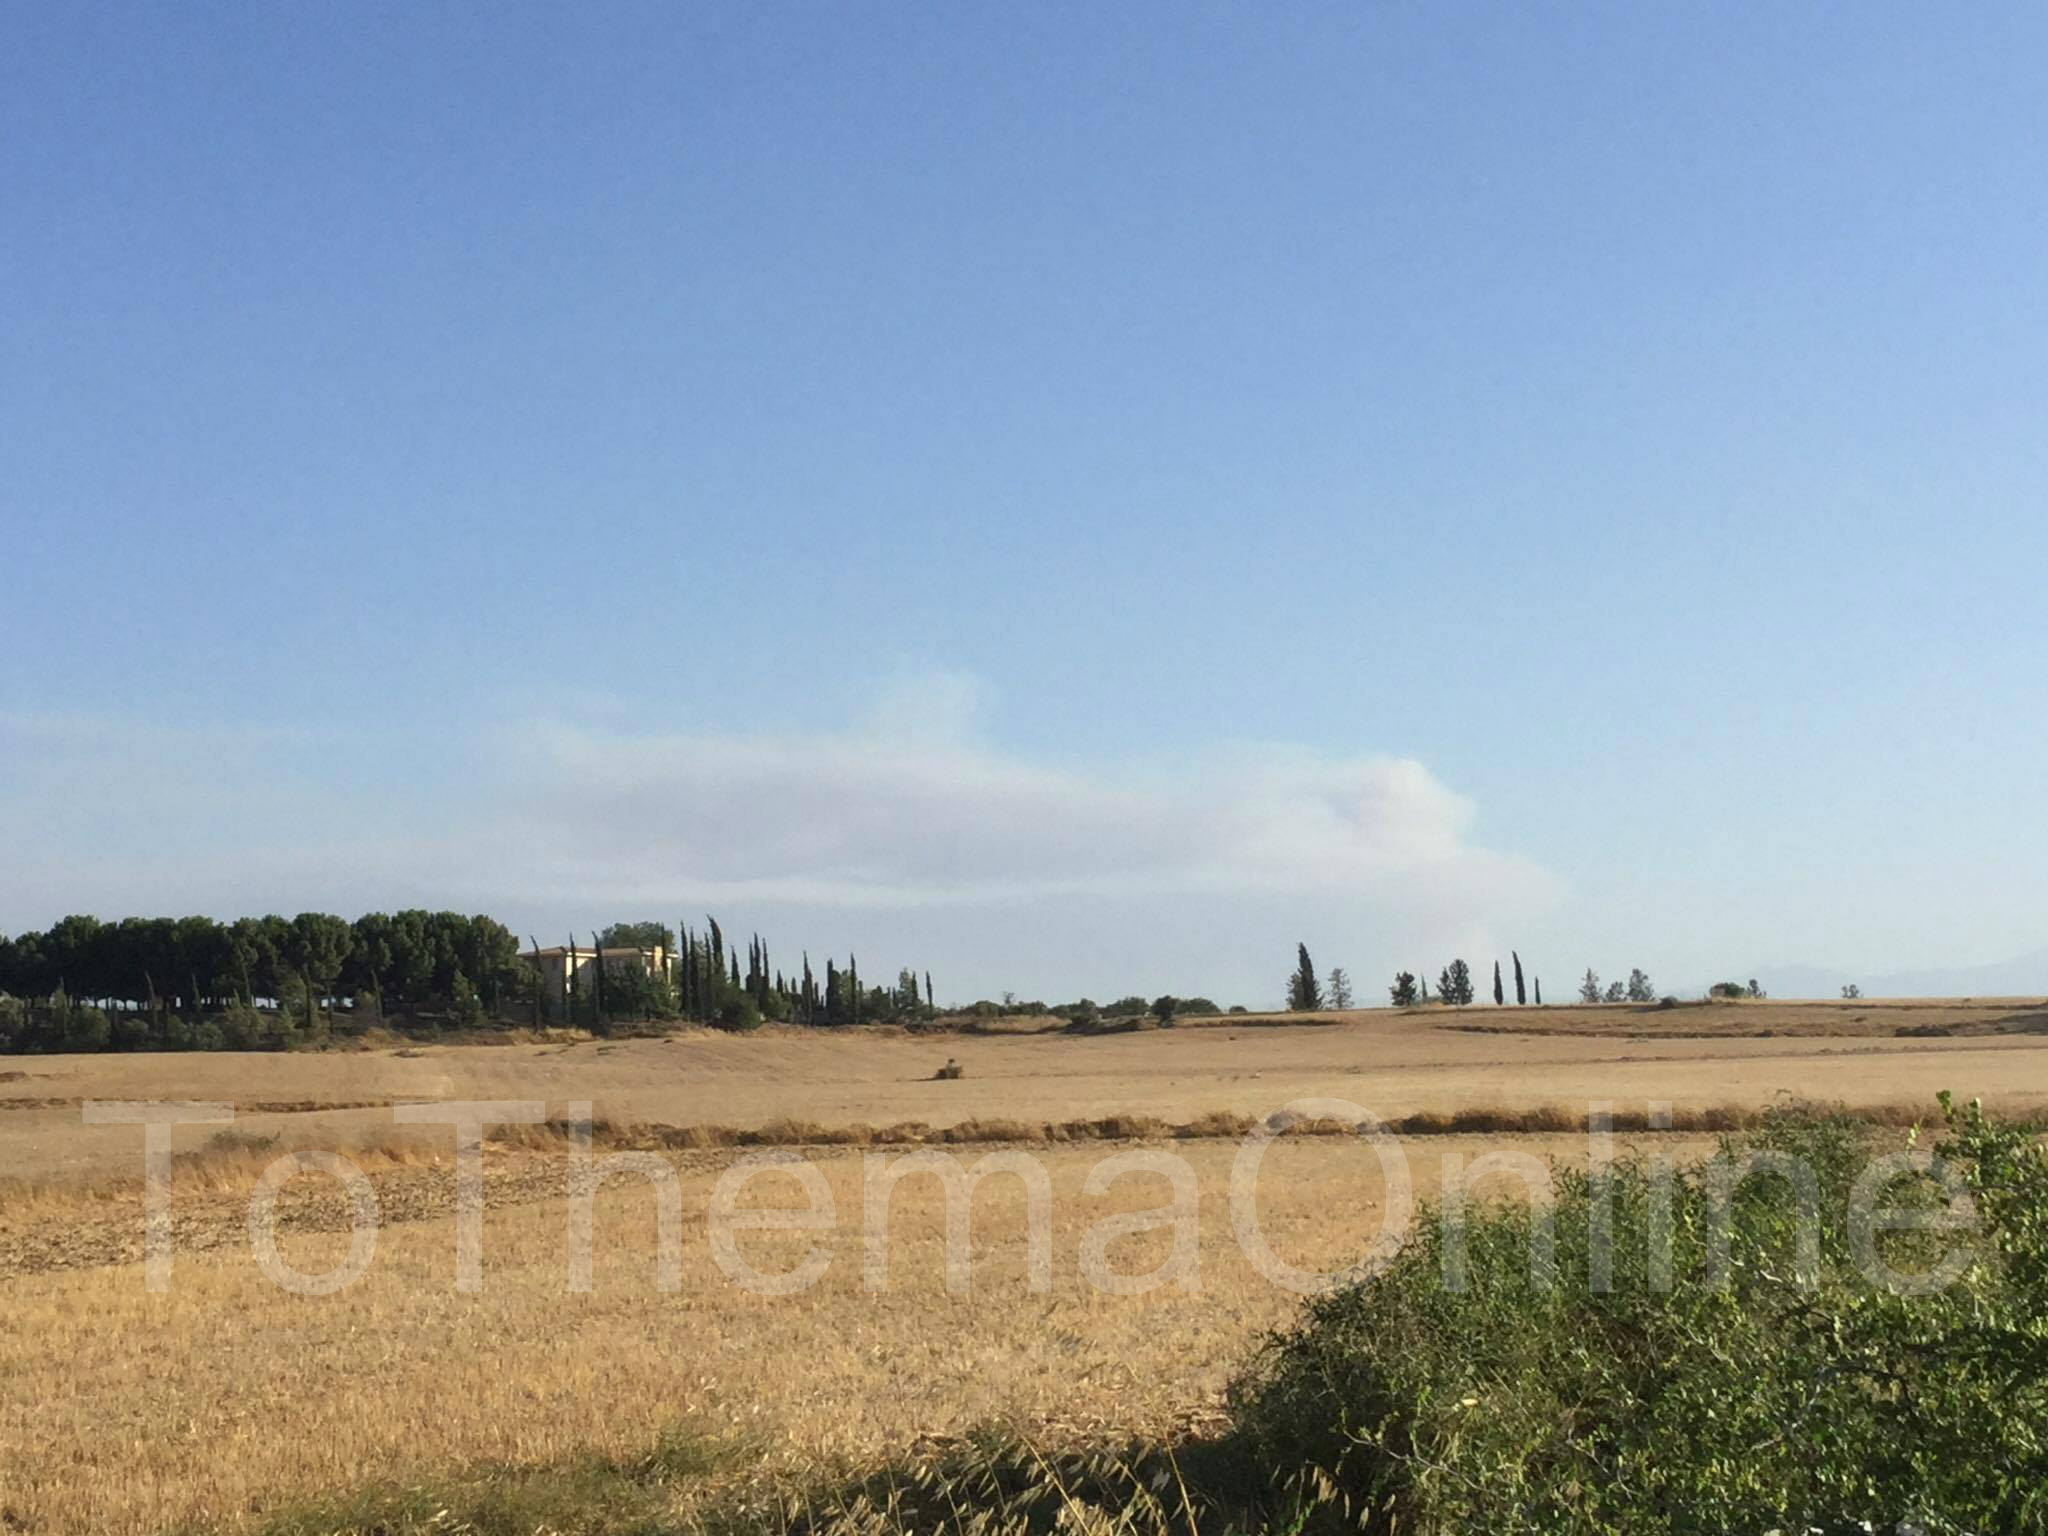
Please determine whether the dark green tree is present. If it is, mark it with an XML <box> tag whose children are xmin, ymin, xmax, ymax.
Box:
<box><xmin>1287</xmin><ymin>943</ymin><xmax>1322</xmax><ymax>1012</ymax></box>
<box><xmin>1512</xmin><ymin>950</ymin><xmax>1527</xmax><ymax>1005</ymax></box>
<box><xmin>1390</xmin><ymin>971</ymin><xmax>1420</xmax><ymax>1007</ymax></box>
<box><xmin>1439</xmin><ymin>959</ymin><xmax>1475</xmax><ymax>1006</ymax></box>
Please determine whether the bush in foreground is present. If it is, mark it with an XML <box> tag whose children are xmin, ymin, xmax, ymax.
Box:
<box><xmin>1229</xmin><ymin>1095</ymin><xmax>2048</xmax><ymax>1534</ymax></box>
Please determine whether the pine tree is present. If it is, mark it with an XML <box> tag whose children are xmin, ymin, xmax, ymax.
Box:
<box><xmin>1579</xmin><ymin>968</ymin><xmax>1602</xmax><ymax>1005</ymax></box>
<box><xmin>1440</xmin><ymin>960</ymin><xmax>1474</xmax><ymax>1006</ymax></box>
<box><xmin>1513</xmin><ymin>950</ymin><xmax>1527</xmax><ymax>1006</ymax></box>
<box><xmin>1390</xmin><ymin>971</ymin><xmax>1419</xmax><ymax>1007</ymax></box>
<box><xmin>1287</xmin><ymin>943</ymin><xmax>1322</xmax><ymax>1011</ymax></box>
<box><xmin>1326</xmin><ymin>967</ymin><xmax>1354</xmax><ymax>1009</ymax></box>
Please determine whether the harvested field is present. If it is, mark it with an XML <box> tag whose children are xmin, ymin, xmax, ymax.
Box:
<box><xmin>5</xmin><ymin>999</ymin><xmax>2043</xmax><ymax>1190</ymax></box>
<box><xmin>3</xmin><ymin>1131</ymin><xmax>1730</xmax><ymax>1534</ymax></box>
<box><xmin>0</xmin><ymin>1001</ymin><xmax>2034</xmax><ymax>1533</ymax></box>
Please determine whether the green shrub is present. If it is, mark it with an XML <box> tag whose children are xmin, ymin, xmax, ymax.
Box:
<box><xmin>450</xmin><ymin>971</ymin><xmax>486</xmax><ymax>1029</ymax></box>
<box><xmin>62</xmin><ymin>1003</ymin><xmax>110</xmax><ymax>1051</ymax></box>
<box><xmin>219</xmin><ymin>1005</ymin><xmax>266</xmax><ymax>1050</ymax></box>
<box><xmin>1228</xmin><ymin>1097</ymin><xmax>2048</xmax><ymax>1534</ymax></box>
<box><xmin>717</xmin><ymin>996</ymin><xmax>763</xmax><ymax>1032</ymax></box>
<box><xmin>110</xmin><ymin>1009</ymin><xmax>151</xmax><ymax>1049</ymax></box>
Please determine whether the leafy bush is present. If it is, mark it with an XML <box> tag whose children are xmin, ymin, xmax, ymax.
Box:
<box><xmin>62</xmin><ymin>1003</ymin><xmax>110</xmax><ymax>1051</ymax></box>
<box><xmin>110</xmin><ymin>1009</ymin><xmax>151</xmax><ymax>1049</ymax></box>
<box><xmin>717</xmin><ymin>996</ymin><xmax>763</xmax><ymax>1032</ymax></box>
<box><xmin>1228</xmin><ymin>1097</ymin><xmax>2048</xmax><ymax>1534</ymax></box>
<box><xmin>219</xmin><ymin>1005</ymin><xmax>267</xmax><ymax>1050</ymax></box>
<box><xmin>449</xmin><ymin>971</ymin><xmax>486</xmax><ymax>1029</ymax></box>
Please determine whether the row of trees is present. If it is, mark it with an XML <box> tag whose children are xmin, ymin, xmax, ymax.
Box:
<box><xmin>0</xmin><ymin>911</ymin><xmax>525</xmax><ymax>1017</ymax></box>
<box><xmin>1291</xmin><ymin>945</ymin><xmax>1548</xmax><ymax>1011</ymax></box>
<box><xmin>605</xmin><ymin>918</ymin><xmax>937</xmax><ymax>1032</ymax></box>
<box><xmin>0</xmin><ymin>911</ymin><xmax>943</xmax><ymax>1052</ymax></box>
<box><xmin>1578</xmin><ymin>967</ymin><xmax>1660</xmax><ymax>1004</ymax></box>
<box><xmin>1288</xmin><ymin>944</ymin><xmax>1770</xmax><ymax>1013</ymax></box>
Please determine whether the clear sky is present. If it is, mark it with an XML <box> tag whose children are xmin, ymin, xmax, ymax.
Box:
<box><xmin>4</xmin><ymin>2</ymin><xmax>2045</xmax><ymax>1004</ymax></box>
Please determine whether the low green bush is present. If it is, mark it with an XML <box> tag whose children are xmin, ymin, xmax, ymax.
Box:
<box><xmin>1228</xmin><ymin>1095</ymin><xmax>2048</xmax><ymax>1534</ymax></box>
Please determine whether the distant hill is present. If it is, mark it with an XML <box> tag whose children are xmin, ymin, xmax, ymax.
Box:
<box><xmin>1754</xmin><ymin>950</ymin><xmax>2048</xmax><ymax>1001</ymax></box>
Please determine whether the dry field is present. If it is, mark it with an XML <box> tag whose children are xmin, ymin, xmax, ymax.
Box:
<box><xmin>1</xmin><ymin>999</ymin><xmax>2040</xmax><ymax>1534</ymax></box>
<box><xmin>4</xmin><ymin>996</ymin><xmax>2043</xmax><ymax>1187</ymax></box>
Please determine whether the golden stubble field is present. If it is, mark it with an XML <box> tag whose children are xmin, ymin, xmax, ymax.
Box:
<box><xmin>4</xmin><ymin>996</ymin><xmax>2044</xmax><ymax>1184</ymax></box>
<box><xmin>1</xmin><ymin>999</ymin><xmax>2041</xmax><ymax>1534</ymax></box>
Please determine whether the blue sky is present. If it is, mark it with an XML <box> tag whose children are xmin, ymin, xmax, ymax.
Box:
<box><xmin>4</xmin><ymin>2</ymin><xmax>2045</xmax><ymax>1003</ymax></box>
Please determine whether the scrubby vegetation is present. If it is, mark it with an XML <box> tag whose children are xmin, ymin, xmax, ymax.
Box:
<box><xmin>1228</xmin><ymin>1094</ymin><xmax>2048</xmax><ymax>1532</ymax></box>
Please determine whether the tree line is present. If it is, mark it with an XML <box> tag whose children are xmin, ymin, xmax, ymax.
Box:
<box><xmin>1287</xmin><ymin>944</ymin><xmax>1538</xmax><ymax>1011</ymax></box>
<box><xmin>0</xmin><ymin>911</ymin><xmax>940</xmax><ymax>1053</ymax></box>
<box><xmin>1288</xmin><ymin>944</ymin><xmax>1773</xmax><ymax>1012</ymax></box>
<box><xmin>591</xmin><ymin>919</ymin><xmax>936</xmax><ymax>1034</ymax></box>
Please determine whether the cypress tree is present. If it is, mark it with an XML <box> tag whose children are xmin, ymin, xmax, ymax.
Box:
<box><xmin>1535</xmin><ymin>977</ymin><xmax>1543</xmax><ymax>1006</ymax></box>
<box><xmin>925</xmin><ymin>970</ymin><xmax>934</xmax><ymax>1009</ymax></box>
<box><xmin>1513</xmin><ymin>950</ymin><xmax>1527</xmax><ymax>1006</ymax></box>
<box><xmin>849</xmin><ymin>954</ymin><xmax>860</xmax><ymax>1026</ymax></box>
<box><xmin>566</xmin><ymin>934</ymin><xmax>581</xmax><ymax>1026</ymax></box>
<box><xmin>1493</xmin><ymin>960</ymin><xmax>1505</xmax><ymax>1006</ymax></box>
<box><xmin>1288</xmin><ymin>943</ymin><xmax>1321</xmax><ymax>1011</ymax></box>
<box><xmin>589</xmin><ymin>932</ymin><xmax>608</xmax><ymax>1034</ymax></box>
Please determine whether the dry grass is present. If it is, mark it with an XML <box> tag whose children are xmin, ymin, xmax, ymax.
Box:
<box><xmin>9</xmin><ymin>999</ymin><xmax>2043</xmax><ymax>1192</ymax></box>
<box><xmin>4</xmin><ymin>1129</ymin><xmax>1756</xmax><ymax>1535</ymax></box>
<box><xmin>0</xmin><ymin>1097</ymin><xmax>1953</xmax><ymax>1225</ymax></box>
<box><xmin>1</xmin><ymin>1003</ymin><xmax>2035</xmax><ymax>1533</ymax></box>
